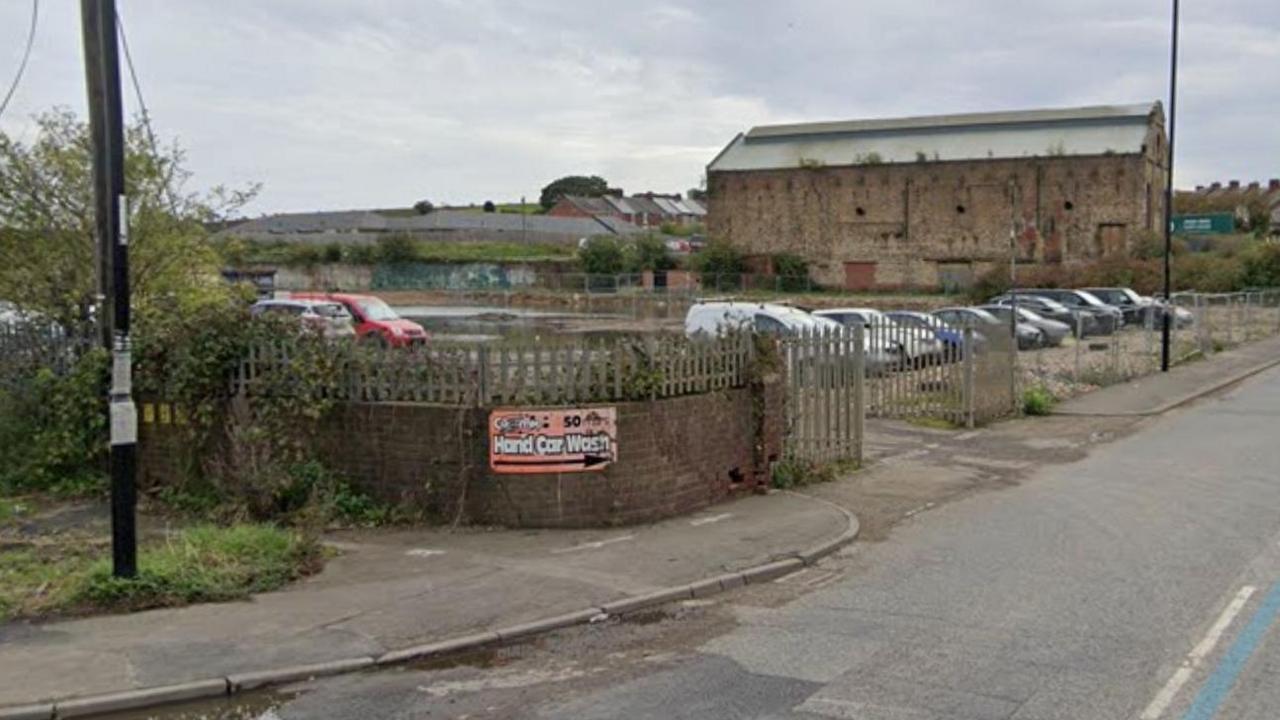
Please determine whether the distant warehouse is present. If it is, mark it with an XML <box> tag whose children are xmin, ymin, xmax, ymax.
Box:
<box><xmin>706</xmin><ymin>102</ymin><xmax>1169</xmax><ymax>291</ymax></box>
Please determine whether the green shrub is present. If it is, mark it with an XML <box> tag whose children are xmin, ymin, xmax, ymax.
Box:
<box><xmin>579</xmin><ymin>236</ymin><xmax>626</xmax><ymax>275</ymax></box>
<box><xmin>287</xmin><ymin>244</ymin><xmax>323</xmax><ymax>268</ymax></box>
<box><xmin>693</xmin><ymin>240</ymin><xmax>746</xmax><ymax>290</ymax></box>
<box><xmin>772</xmin><ymin>253</ymin><xmax>810</xmax><ymax>291</ymax></box>
<box><xmin>321</xmin><ymin>243</ymin><xmax>343</xmax><ymax>263</ymax></box>
<box><xmin>0</xmin><ymin>349</ymin><xmax>109</xmax><ymax>495</ymax></box>
<box><xmin>627</xmin><ymin>234</ymin><xmax>675</xmax><ymax>272</ymax></box>
<box><xmin>377</xmin><ymin>233</ymin><xmax>418</xmax><ymax>264</ymax></box>
<box><xmin>1022</xmin><ymin>386</ymin><xmax>1056</xmax><ymax>416</ymax></box>
<box><xmin>342</xmin><ymin>243</ymin><xmax>379</xmax><ymax>264</ymax></box>
<box><xmin>771</xmin><ymin>456</ymin><xmax>837</xmax><ymax>489</ymax></box>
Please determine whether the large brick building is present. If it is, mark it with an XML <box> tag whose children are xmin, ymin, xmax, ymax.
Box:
<box><xmin>706</xmin><ymin>102</ymin><xmax>1169</xmax><ymax>291</ymax></box>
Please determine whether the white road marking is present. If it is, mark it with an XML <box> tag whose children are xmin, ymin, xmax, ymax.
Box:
<box><xmin>955</xmin><ymin>431</ymin><xmax>982</xmax><ymax>441</ymax></box>
<box><xmin>1139</xmin><ymin>585</ymin><xmax>1257</xmax><ymax>720</ymax></box>
<box><xmin>902</xmin><ymin>502</ymin><xmax>936</xmax><ymax>519</ymax></box>
<box><xmin>551</xmin><ymin>535</ymin><xmax>635</xmax><ymax>555</ymax></box>
<box><xmin>690</xmin><ymin>513</ymin><xmax>734</xmax><ymax>527</ymax></box>
<box><xmin>405</xmin><ymin>548</ymin><xmax>445</xmax><ymax>558</ymax></box>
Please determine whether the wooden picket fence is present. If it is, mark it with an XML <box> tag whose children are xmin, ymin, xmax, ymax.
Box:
<box><xmin>231</xmin><ymin>332</ymin><xmax>755</xmax><ymax>407</ymax></box>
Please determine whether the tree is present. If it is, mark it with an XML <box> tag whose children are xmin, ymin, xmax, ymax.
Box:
<box><xmin>628</xmin><ymin>235</ymin><xmax>676</xmax><ymax>272</ymax></box>
<box><xmin>0</xmin><ymin>108</ymin><xmax>258</xmax><ymax>332</ymax></box>
<box><xmin>482</xmin><ymin>200</ymin><xmax>496</xmax><ymax>213</ymax></box>
<box><xmin>539</xmin><ymin>175</ymin><xmax>609</xmax><ymax>210</ymax></box>
<box><xmin>413</xmin><ymin>199</ymin><xmax>435</xmax><ymax>214</ymax></box>
<box><xmin>578</xmin><ymin>236</ymin><xmax>625</xmax><ymax>275</ymax></box>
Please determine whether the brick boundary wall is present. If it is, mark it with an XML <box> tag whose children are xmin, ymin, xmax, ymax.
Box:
<box><xmin>137</xmin><ymin>376</ymin><xmax>784</xmax><ymax>529</ymax></box>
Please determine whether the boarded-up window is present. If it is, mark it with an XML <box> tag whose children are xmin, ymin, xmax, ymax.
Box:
<box><xmin>1096</xmin><ymin>223</ymin><xmax>1126</xmax><ymax>257</ymax></box>
<box><xmin>844</xmin><ymin>262</ymin><xmax>877</xmax><ymax>291</ymax></box>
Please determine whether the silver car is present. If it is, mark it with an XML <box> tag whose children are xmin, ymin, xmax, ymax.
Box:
<box><xmin>250</xmin><ymin>299</ymin><xmax>357</xmax><ymax>340</ymax></box>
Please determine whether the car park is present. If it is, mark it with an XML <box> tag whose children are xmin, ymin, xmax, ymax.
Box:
<box><xmin>988</xmin><ymin>294</ymin><xmax>1096</xmax><ymax>338</ymax></box>
<box><xmin>978</xmin><ymin>304</ymin><xmax>1071</xmax><ymax>347</ymax></box>
<box><xmin>290</xmin><ymin>292</ymin><xmax>428</xmax><ymax>347</ymax></box>
<box><xmin>684</xmin><ymin>301</ymin><xmax>900</xmax><ymax>374</ymax></box>
<box><xmin>813</xmin><ymin>308</ymin><xmax>945</xmax><ymax>367</ymax></box>
<box><xmin>250</xmin><ymin>299</ymin><xmax>356</xmax><ymax>340</ymax></box>
<box><xmin>1003</xmin><ymin>289</ymin><xmax>1123</xmax><ymax>334</ymax></box>
<box><xmin>882</xmin><ymin>311</ymin><xmax>979</xmax><ymax>358</ymax></box>
<box><xmin>933</xmin><ymin>306</ymin><xmax>1043</xmax><ymax>350</ymax></box>
<box><xmin>1080</xmin><ymin>287</ymin><xmax>1152</xmax><ymax>325</ymax></box>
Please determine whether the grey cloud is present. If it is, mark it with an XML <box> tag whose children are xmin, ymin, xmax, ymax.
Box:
<box><xmin>0</xmin><ymin>0</ymin><xmax>1275</xmax><ymax>213</ymax></box>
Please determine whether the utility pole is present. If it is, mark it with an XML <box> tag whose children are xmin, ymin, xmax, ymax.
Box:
<box><xmin>1161</xmin><ymin>0</ymin><xmax>1180</xmax><ymax>372</ymax></box>
<box><xmin>81</xmin><ymin>0</ymin><xmax>137</xmax><ymax>578</ymax></box>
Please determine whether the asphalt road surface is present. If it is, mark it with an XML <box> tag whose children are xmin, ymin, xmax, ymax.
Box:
<box><xmin>126</xmin><ymin>367</ymin><xmax>1280</xmax><ymax>720</ymax></box>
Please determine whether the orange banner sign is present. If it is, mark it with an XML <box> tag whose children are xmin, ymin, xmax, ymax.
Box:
<box><xmin>489</xmin><ymin>407</ymin><xmax>617</xmax><ymax>474</ymax></box>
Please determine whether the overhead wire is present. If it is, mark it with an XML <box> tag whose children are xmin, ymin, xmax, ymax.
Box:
<box><xmin>116</xmin><ymin>7</ymin><xmax>180</xmax><ymax>213</ymax></box>
<box><xmin>0</xmin><ymin>0</ymin><xmax>39</xmax><ymax>122</ymax></box>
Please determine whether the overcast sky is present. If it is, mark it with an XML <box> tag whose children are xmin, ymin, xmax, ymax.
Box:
<box><xmin>0</xmin><ymin>0</ymin><xmax>1276</xmax><ymax>214</ymax></box>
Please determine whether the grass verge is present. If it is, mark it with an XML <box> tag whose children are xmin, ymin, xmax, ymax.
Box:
<box><xmin>0</xmin><ymin>524</ymin><xmax>322</xmax><ymax>622</ymax></box>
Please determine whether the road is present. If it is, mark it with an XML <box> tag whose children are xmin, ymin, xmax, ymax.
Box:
<box><xmin>123</xmin><ymin>367</ymin><xmax>1280</xmax><ymax>720</ymax></box>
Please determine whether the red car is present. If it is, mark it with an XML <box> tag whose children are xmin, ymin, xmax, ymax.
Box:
<box><xmin>290</xmin><ymin>293</ymin><xmax>427</xmax><ymax>347</ymax></box>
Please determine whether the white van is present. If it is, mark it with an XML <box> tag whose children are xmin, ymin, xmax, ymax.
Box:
<box><xmin>684</xmin><ymin>301</ymin><xmax>899</xmax><ymax>374</ymax></box>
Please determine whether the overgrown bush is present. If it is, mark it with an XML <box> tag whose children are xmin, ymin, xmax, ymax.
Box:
<box><xmin>377</xmin><ymin>233</ymin><xmax>418</xmax><ymax>264</ymax></box>
<box><xmin>579</xmin><ymin>236</ymin><xmax>626</xmax><ymax>275</ymax></box>
<box><xmin>693</xmin><ymin>240</ymin><xmax>746</xmax><ymax>290</ymax></box>
<box><xmin>0</xmin><ymin>349</ymin><xmax>109</xmax><ymax>495</ymax></box>
<box><xmin>627</xmin><ymin>234</ymin><xmax>676</xmax><ymax>272</ymax></box>
<box><xmin>772</xmin><ymin>253</ymin><xmax>811</xmax><ymax>291</ymax></box>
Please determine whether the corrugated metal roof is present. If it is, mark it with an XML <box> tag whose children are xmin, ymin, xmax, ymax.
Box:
<box><xmin>709</xmin><ymin>102</ymin><xmax>1161</xmax><ymax>172</ymax></box>
<box><xmin>222</xmin><ymin>209</ymin><xmax>630</xmax><ymax>239</ymax></box>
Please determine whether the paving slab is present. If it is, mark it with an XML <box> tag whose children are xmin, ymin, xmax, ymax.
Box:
<box><xmin>0</xmin><ymin>490</ymin><xmax>849</xmax><ymax>709</ymax></box>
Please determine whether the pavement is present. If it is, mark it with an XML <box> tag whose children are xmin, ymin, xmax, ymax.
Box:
<box><xmin>80</xmin><ymin>352</ymin><xmax>1280</xmax><ymax>719</ymax></box>
<box><xmin>4</xmin><ymin>331</ymin><xmax>1279</xmax><ymax>719</ymax></box>
<box><xmin>1053</xmin><ymin>333</ymin><xmax>1280</xmax><ymax>416</ymax></box>
<box><xmin>519</xmin><ymin>363</ymin><xmax>1280</xmax><ymax>719</ymax></box>
<box><xmin>0</xmin><ymin>490</ymin><xmax>855</xmax><ymax>714</ymax></box>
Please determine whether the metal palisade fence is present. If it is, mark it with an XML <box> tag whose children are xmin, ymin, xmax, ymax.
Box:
<box><xmin>780</xmin><ymin>326</ymin><xmax>864</xmax><ymax>464</ymax></box>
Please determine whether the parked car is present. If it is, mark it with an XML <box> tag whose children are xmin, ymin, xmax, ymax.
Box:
<box><xmin>290</xmin><ymin>293</ymin><xmax>428</xmax><ymax>347</ymax></box>
<box><xmin>883</xmin><ymin>310</ymin><xmax>981</xmax><ymax>359</ymax></box>
<box><xmin>933</xmin><ymin>307</ymin><xmax>1043</xmax><ymax>350</ymax></box>
<box><xmin>1003</xmin><ymin>289</ymin><xmax>1123</xmax><ymax>334</ymax></box>
<box><xmin>1085</xmin><ymin>287</ymin><xmax>1194</xmax><ymax>329</ymax></box>
<box><xmin>1079</xmin><ymin>287</ymin><xmax>1151</xmax><ymax>325</ymax></box>
<box><xmin>989</xmin><ymin>294</ymin><xmax>1098</xmax><ymax>338</ymax></box>
<box><xmin>684</xmin><ymin>302</ymin><xmax>899</xmax><ymax>374</ymax></box>
<box><xmin>250</xmin><ymin>299</ymin><xmax>356</xmax><ymax>340</ymax></box>
<box><xmin>978</xmin><ymin>305</ymin><xmax>1071</xmax><ymax>347</ymax></box>
<box><xmin>813</xmin><ymin>308</ymin><xmax>945</xmax><ymax>368</ymax></box>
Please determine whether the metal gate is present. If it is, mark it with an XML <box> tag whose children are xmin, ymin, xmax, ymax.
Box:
<box><xmin>781</xmin><ymin>326</ymin><xmax>864</xmax><ymax>464</ymax></box>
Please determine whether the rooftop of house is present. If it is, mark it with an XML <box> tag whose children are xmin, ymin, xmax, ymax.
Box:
<box><xmin>218</xmin><ymin>208</ymin><xmax>642</xmax><ymax>239</ymax></box>
<box><xmin>709</xmin><ymin>101</ymin><xmax>1163</xmax><ymax>172</ymax></box>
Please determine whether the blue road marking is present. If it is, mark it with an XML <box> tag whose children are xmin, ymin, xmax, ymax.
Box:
<box><xmin>1182</xmin><ymin>581</ymin><xmax>1280</xmax><ymax>720</ymax></box>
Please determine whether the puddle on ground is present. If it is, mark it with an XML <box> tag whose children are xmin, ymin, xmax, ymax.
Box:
<box><xmin>405</xmin><ymin>636</ymin><xmax>541</xmax><ymax>672</ymax></box>
<box><xmin>92</xmin><ymin>688</ymin><xmax>295</xmax><ymax>720</ymax></box>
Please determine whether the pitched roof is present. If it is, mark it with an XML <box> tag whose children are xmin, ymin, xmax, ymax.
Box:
<box><xmin>709</xmin><ymin>102</ymin><xmax>1162</xmax><ymax>172</ymax></box>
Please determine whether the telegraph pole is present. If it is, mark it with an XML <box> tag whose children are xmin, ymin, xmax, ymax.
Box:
<box><xmin>1160</xmin><ymin>0</ymin><xmax>1180</xmax><ymax>372</ymax></box>
<box><xmin>81</xmin><ymin>0</ymin><xmax>137</xmax><ymax>577</ymax></box>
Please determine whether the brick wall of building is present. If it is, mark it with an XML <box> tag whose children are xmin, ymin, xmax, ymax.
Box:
<box><xmin>707</xmin><ymin>142</ymin><xmax>1167</xmax><ymax>291</ymax></box>
<box><xmin>138</xmin><ymin>380</ymin><xmax>784</xmax><ymax>529</ymax></box>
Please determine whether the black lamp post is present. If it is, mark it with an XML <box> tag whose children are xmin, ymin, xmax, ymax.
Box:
<box><xmin>1161</xmin><ymin>0</ymin><xmax>1180</xmax><ymax>372</ymax></box>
